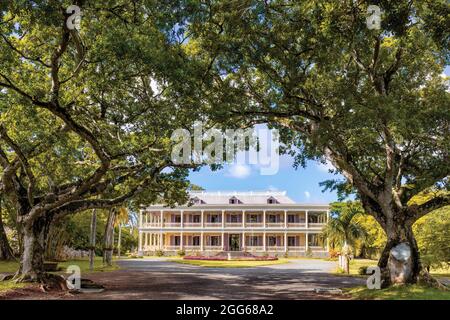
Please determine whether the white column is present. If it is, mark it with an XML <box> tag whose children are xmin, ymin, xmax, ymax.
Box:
<box><xmin>222</xmin><ymin>210</ymin><xmax>225</xmax><ymax>228</ymax></box>
<box><xmin>201</xmin><ymin>210</ymin><xmax>204</xmax><ymax>228</ymax></box>
<box><xmin>159</xmin><ymin>232</ymin><xmax>163</xmax><ymax>249</ymax></box>
<box><xmin>139</xmin><ymin>210</ymin><xmax>143</xmax><ymax>228</ymax></box>
<box><xmin>160</xmin><ymin>210</ymin><xmax>163</xmax><ymax>227</ymax></box>
<box><xmin>200</xmin><ymin>232</ymin><xmax>204</xmax><ymax>251</ymax></box>
<box><xmin>284</xmin><ymin>232</ymin><xmax>287</xmax><ymax>252</ymax></box>
<box><xmin>305</xmin><ymin>210</ymin><xmax>309</xmax><ymax>229</ymax></box>
<box><xmin>305</xmin><ymin>233</ymin><xmax>309</xmax><ymax>252</ymax></box>
<box><xmin>263</xmin><ymin>210</ymin><xmax>266</xmax><ymax>228</ymax></box>
<box><xmin>180</xmin><ymin>232</ymin><xmax>183</xmax><ymax>250</ymax></box>
<box><xmin>242</xmin><ymin>210</ymin><xmax>245</xmax><ymax>228</ymax></box>
<box><xmin>221</xmin><ymin>232</ymin><xmax>224</xmax><ymax>251</ymax></box>
<box><xmin>242</xmin><ymin>232</ymin><xmax>245</xmax><ymax>251</ymax></box>
<box><xmin>263</xmin><ymin>232</ymin><xmax>266</xmax><ymax>251</ymax></box>
<box><xmin>284</xmin><ymin>210</ymin><xmax>287</xmax><ymax>228</ymax></box>
<box><xmin>181</xmin><ymin>210</ymin><xmax>184</xmax><ymax>228</ymax></box>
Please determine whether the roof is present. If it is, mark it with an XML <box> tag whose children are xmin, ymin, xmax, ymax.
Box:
<box><xmin>189</xmin><ymin>191</ymin><xmax>295</xmax><ymax>205</ymax></box>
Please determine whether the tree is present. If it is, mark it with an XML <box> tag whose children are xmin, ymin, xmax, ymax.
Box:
<box><xmin>187</xmin><ymin>0</ymin><xmax>450</xmax><ymax>286</ymax></box>
<box><xmin>322</xmin><ymin>202</ymin><xmax>367</xmax><ymax>273</ymax></box>
<box><xmin>0</xmin><ymin>1</ymin><xmax>208</xmax><ymax>282</ymax></box>
<box><xmin>115</xmin><ymin>206</ymin><xmax>129</xmax><ymax>258</ymax></box>
<box><xmin>103</xmin><ymin>208</ymin><xmax>116</xmax><ymax>267</ymax></box>
<box><xmin>414</xmin><ymin>207</ymin><xmax>450</xmax><ymax>271</ymax></box>
<box><xmin>0</xmin><ymin>196</ymin><xmax>15</xmax><ymax>260</ymax></box>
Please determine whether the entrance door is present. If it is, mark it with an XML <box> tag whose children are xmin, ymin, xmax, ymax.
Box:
<box><xmin>229</xmin><ymin>234</ymin><xmax>240</xmax><ymax>251</ymax></box>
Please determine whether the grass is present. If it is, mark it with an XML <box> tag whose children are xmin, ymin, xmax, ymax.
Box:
<box><xmin>0</xmin><ymin>280</ymin><xmax>26</xmax><ymax>293</ymax></box>
<box><xmin>0</xmin><ymin>256</ymin><xmax>119</xmax><ymax>275</ymax></box>
<box><xmin>173</xmin><ymin>258</ymin><xmax>291</xmax><ymax>268</ymax></box>
<box><xmin>346</xmin><ymin>285</ymin><xmax>450</xmax><ymax>300</ymax></box>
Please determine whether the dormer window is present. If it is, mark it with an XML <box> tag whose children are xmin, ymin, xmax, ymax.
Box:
<box><xmin>229</xmin><ymin>196</ymin><xmax>242</xmax><ymax>204</ymax></box>
<box><xmin>192</xmin><ymin>197</ymin><xmax>205</xmax><ymax>204</ymax></box>
<box><xmin>267</xmin><ymin>196</ymin><xmax>279</xmax><ymax>204</ymax></box>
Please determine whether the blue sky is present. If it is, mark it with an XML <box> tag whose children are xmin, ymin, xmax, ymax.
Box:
<box><xmin>188</xmin><ymin>66</ymin><xmax>450</xmax><ymax>203</ymax></box>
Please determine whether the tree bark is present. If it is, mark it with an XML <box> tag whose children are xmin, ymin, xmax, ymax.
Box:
<box><xmin>117</xmin><ymin>223</ymin><xmax>122</xmax><ymax>258</ymax></box>
<box><xmin>377</xmin><ymin>218</ymin><xmax>421</xmax><ymax>287</ymax></box>
<box><xmin>16</xmin><ymin>215</ymin><xmax>52</xmax><ymax>281</ymax></box>
<box><xmin>103</xmin><ymin>208</ymin><xmax>116</xmax><ymax>266</ymax></box>
<box><xmin>89</xmin><ymin>209</ymin><xmax>97</xmax><ymax>271</ymax></box>
<box><xmin>0</xmin><ymin>198</ymin><xmax>15</xmax><ymax>260</ymax></box>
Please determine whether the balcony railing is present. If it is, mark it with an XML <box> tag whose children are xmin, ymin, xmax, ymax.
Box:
<box><xmin>267</xmin><ymin>246</ymin><xmax>286</xmax><ymax>252</ymax></box>
<box><xmin>164</xmin><ymin>223</ymin><xmax>181</xmax><ymax>228</ymax></box>
<box><xmin>184</xmin><ymin>245</ymin><xmax>201</xmax><ymax>250</ymax></box>
<box><xmin>287</xmin><ymin>223</ymin><xmax>306</xmax><ymax>228</ymax></box>
<box><xmin>164</xmin><ymin>245</ymin><xmax>180</xmax><ymax>250</ymax></box>
<box><xmin>308</xmin><ymin>223</ymin><xmax>326</xmax><ymax>228</ymax></box>
<box><xmin>183</xmin><ymin>223</ymin><xmax>202</xmax><ymax>228</ymax></box>
<box><xmin>142</xmin><ymin>223</ymin><xmax>162</xmax><ymax>228</ymax></box>
<box><xmin>245</xmin><ymin>246</ymin><xmax>264</xmax><ymax>251</ymax></box>
<box><xmin>265</xmin><ymin>222</ymin><xmax>284</xmax><ymax>228</ymax></box>
<box><xmin>245</xmin><ymin>222</ymin><xmax>264</xmax><ymax>228</ymax></box>
<box><xmin>225</xmin><ymin>222</ymin><xmax>242</xmax><ymax>228</ymax></box>
<box><xmin>204</xmin><ymin>245</ymin><xmax>222</xmax><ymax>250</ymax></box>
<box><xmin>287</xmin><ymin>246</ymin><xmax>306</xmax><ymax>251</ymax></box>
<box><xmin>204</xmin><ymin>222</ymin><xmax>222</xmax><ymax>228</ymax></box>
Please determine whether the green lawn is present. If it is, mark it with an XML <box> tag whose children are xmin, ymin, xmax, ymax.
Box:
<box><xmin>347</xmin><ymin>285</ymin><xmax>450</xmax><ymax>300</ymax></box>
<box><xmin>0</xmin><ymin>280</ymin><xmax>26</xmax><ymax>293</ymax></box>
<box><xmin>0</xmin><ymin>257</ymin><xmax>119</xmax><ymax>274</ymax></box>
<box><xmin>173</xmin><ymin>258</ymin><xmax>290</xmax><ymax>268</ymax></box>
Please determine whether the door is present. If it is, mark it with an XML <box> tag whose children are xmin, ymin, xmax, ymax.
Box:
<box><xmin>229</xmin><ymin>234</ymin><xmax>240</xmax><ymax>251</ymax></box>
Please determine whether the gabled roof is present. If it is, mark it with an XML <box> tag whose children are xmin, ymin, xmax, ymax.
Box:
<box><xmin>188</xmin><ymin>191</ymin><xmax>295</xmax><ymax>205</ymax></box>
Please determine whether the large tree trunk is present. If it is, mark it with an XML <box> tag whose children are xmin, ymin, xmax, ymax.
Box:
<box><xmin>103</xmin><ymin>208</ymin><xmax>116</xmax><ymax>266</ymax></box>
<box><xmin>0</xmin><ymin>198</ymin><xmax>15</xmax><ymax>260</ymax></box>
<box><xmin>378</xmin><ymin>220</ymin><xmax>421</xmax><ymax>287</ymax></box>
<box><xmin>16</xmin><ymin>215</ymin><xmax>52</xmax><ymax>281</ymax></box>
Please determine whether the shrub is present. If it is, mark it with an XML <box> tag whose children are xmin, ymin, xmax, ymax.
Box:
<box><xmin>283</xmin><ymin>252</ymin><xmax>289</xmax><ymax>258</ymax></box>
<box><xmin>155</xmin><ymin>250</ymin><xmax>164</xmax><ymax>257</ymax></box>
<box><xmin>177</xmin><ymin>249</ymin><xmax>186</xmax><ymax>257</ymax></box>
<box><xmin>305</xmin><ymin>247</ymin><xmax>313</xmax><ymax>258</ymax></box>
<box><xmin>328</xmin><ymin>249</ymin><xmax>340</xmax><ymax>259</ymax></box>
<box><xmin>358</xmin><ymin>266</ymin><xmax>368</xmax><ymax>275</ymax></box>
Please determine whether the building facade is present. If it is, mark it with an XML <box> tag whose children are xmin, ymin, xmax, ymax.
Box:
<box><xmin>138</xmin><ymin>191</ymin><xmax>330</xmax><ymax>257</ymax></box>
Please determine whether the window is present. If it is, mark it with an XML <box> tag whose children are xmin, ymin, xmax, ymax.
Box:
<box><xmin>192</xmin><ymin>236</ymin><xmax>200</xmax><ymax>246</ymax></box>
<box><xmin>174</xmin><ymin>236</ymin><xmax>180</xmax><ymax>246</ymax></box>
<box><xmin>210</xmin><ymin>214</ymin><xmax>220</xmax><ymax>223</ymax></box>
<box><xmin>248</xmin><ymin>214</ymin><xmax>259</xmax><ymax>223</ymax></box>
<box><xmin>288</xmin><ymin>214</ymin><xmax>296</xmax><ymax>223</ymax></box>
<box><xmin>268</xmin><ymin>236</ymin><xmax>277</xmax><ymax>246</ymax></box>
<box><xmin>249</xmin><ymin>236</ymin><xmax>259</xmax><ymax>246</ymax></box>
<box><xmin>288</xmin><ymin>236</ymin><xmax>296</xmax><ymax>247</ymax></box>
<box><xmin>192</xmin><ymin>215</ymin><xmax>201</xmax><ymax>223</ymax></box>
<box><xmin>229</xmin><ymin>196</ymin><xmax>242</xmax><ymax>204</ymax></box>
<box><xmin>308</xmin><ymin>234</ymin><xmax>321</xmax><ymax>247</ymax></box>
<box><xmin>210</xmin><ymin>236</ymin><xmax>220</xmax><ymax>246</ymax></box>
<box><xmin>174</xmin><ymin>215</ymin><xmax>181</xmax><ymax>223</ymax></box>
<box><xmin>267</xmin><ymin>197</ymin><xmax>279</xmax><ymax>204</ymax></box>
<box><xmin>230</xmin><ymin>214</ymin><xmax>239</xmax><ymax>223</ymax></box>
<box><xmin>268</xmin><ymin>214</ymin><xmax>277</xmax><ymax>223</ymax></box>
<box><xmin>191</xmin><ymin>197</ymin><xmax>205</xmax><ymax>204</ymax></box>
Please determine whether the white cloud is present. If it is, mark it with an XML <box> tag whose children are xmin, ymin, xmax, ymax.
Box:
<box><xmin>228</xmin><ymin>163</ymin><xmax>251</xmax><ymax>179</ymax></box>
<box><xmin>304</xmin><ymin>191</ymin><xmax>311</xmax><ymax>199</ymax></box>
<box><xmin>316</xmin><ymin>160</ymin><xmax>336</xmax><ymax>173</ymax></box>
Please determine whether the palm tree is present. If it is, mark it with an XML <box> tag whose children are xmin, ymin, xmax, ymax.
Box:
<box><xmin>321</xmin><ymin>202</ymin><xmax>368</xmax><ymax>273</ymax></box>
<box><xmin>115</xmin><ymin>207</ymin><xmax>129</xmax><ymax>258</ymax></box>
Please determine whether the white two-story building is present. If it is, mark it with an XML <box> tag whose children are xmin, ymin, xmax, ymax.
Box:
<box><xmin>138</xmin><ymin>191</ymin><xmax>330</xmax><ymax>257</ymax></box>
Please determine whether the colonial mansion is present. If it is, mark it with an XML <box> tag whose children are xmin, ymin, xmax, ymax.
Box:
<box><xmin>138</xmin><ymin>191</ymin><xmax>330</xmax><ymax>257</ymax></box>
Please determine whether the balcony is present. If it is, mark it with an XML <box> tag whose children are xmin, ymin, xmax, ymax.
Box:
<box><xmin>246</xmin><ymin>246</ymin><xmax>264</xmax><ymax>251</ymax></box>
<box><xmin>308</xmin><ymin>223</ymin><xmax>326</xmax><ymax>229</ymax></box>
<box><xmin>164</xmin><ymin>222</ymin><xmax>181</xmax><ymax>228</ymax></box>
<box><xmin>287</xmin><ymin>223</ymin><xmax>306</xmax><ymax>228</ymax></box>
<box><xmin>183</xmin><ymin>223</ymin><xmax>202</xmax><ymax>228</ymax></box>
<box><xmin>245</xmin><ymin>222</ymin><xmax>263</xmax><ymax>228</ymax></box>
<box><xmin>265</xmin><ymin>222</ymin><xmax>284</xmax><ymax>228</ymax></box>
<box><xmin>225</xmin><ymin>222</ymin><xmax>242</xmax><ymax>228</ymax></box>
<box><xmin>184</xmin><ymin>245</ymin><xmax>201</xmax><ymax>250</ymax></box>
<box><xmin>204</xmin><ymin>222</ymin><xmax>222</xmax><ymax>228</ymax></box>
<box><xmin>142</xmin><ymin>223</ymin><xmax>162</xmax><ymax>228</ymax></box>
<box><xmin>287</xmin><ymin>246</ymin><xmax>306</xmax><ymax>251</ymax></box>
